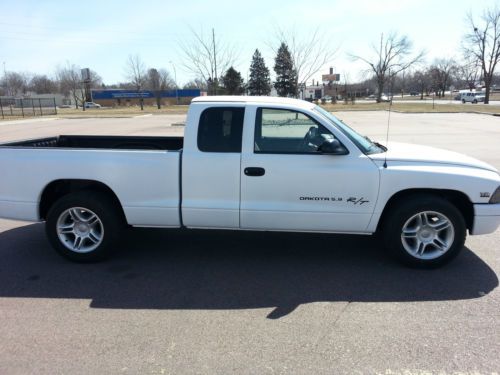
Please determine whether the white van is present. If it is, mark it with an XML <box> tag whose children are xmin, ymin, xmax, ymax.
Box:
<box><xmin>460</xmin><ymin>91</ymin><xmax>485</xmax><ymax>104</ymax></box>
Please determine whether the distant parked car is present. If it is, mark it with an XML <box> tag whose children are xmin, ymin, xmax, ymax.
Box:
<box><xmin>410</xmin><ymin>91</ymin><xmax>419</xmax><ymax>96</ymax></box>
<box><xmin>321</xmin><ymin>95</ymin><xmax>333</xmax><ymax>103</ymax></box>
<box><xmin>454</xmin><ymin>94</ymin><xmax>461</xmax><ymax>101</ymax></box>
<box><xmin>84</xmin><ymin>102</ymin><xmax>102</xmax><ymax>109</ymax></box>
<box><xmin>380</xmin><ymin>94</ymin><xmax>391</xmax><ymax>102</ymax></box>
<box><xmin>460</xmin><ymin>92</ymin><xmax>485</xmax><ymax>104</ymax></box>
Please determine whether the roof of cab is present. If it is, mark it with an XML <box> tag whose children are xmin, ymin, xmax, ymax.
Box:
<box><xmin>191</xmin><ymin>95</ymin><xmax>315</xmax><ymax>110</ymax></box>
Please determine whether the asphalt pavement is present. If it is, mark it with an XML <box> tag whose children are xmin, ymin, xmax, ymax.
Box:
<box><xmin>0</xmin><ymin>112</ymin><xmax>499</xmax><ymax>374</ymax></box>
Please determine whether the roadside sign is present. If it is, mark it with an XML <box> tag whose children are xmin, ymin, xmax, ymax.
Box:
<box><xmin>322</xmin><ymin>74</ymin><xmax>340</xmax><ymax>82</ymax></box>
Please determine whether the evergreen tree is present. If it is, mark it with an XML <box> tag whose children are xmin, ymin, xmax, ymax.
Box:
<box><xmin>248</xmin><ymin>49</ymin><xmax>271</xmax><ymax>96</ymax></box>
<box><xmin>222</xmin><ymin>67</ymin><xmax>244</xmax><ymax>95</ymax></box>
<box><xmin>274</xmin><ymin>43</ymin><xmax>298</xmax><ymax>97</ymax></box>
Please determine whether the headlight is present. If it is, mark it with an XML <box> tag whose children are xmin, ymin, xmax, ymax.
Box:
<box><xmin>490</xmin><ymin>186</ymin><xmax>500</xmax><ymax>204</ymax></box>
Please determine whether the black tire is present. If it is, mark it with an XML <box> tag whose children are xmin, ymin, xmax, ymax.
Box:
<box><xmin>45</xmin><ymin>191</ymin><xmax>125</xmax><ymax>262</ymax></box>
<box><xmin>462</xmin><ymin>99</ymin><xmax>466</xmax><ymax>104</ymax></box>
<box><xmin>382</xmin><ymin>195</ymin><xmax>466</xmax><ymax>268</ymax></box>
<box><xmin>473</xmin><ymin>99</ymin><xmax>477</xmax><ymax>104</ymax></box>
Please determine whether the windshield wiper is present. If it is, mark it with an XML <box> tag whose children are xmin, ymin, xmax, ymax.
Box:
<box><xmin>373</xmin><ymin>141</ymin><xmax>387</xmax><ymax>151</ymax></box>
<box><xmin>364</xmin><ymin>136</ymin><xmax>387</xmax><ymax>151</ymax></box>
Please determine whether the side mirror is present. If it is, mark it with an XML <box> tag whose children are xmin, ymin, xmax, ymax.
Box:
<box><xmin>318</xmin><ymin>139</ymin><xmax>349</xmax><ymax>155</ymax></box>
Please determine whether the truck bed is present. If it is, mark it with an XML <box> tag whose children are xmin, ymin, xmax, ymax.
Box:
<box><xmin>0</xmin><ymin>135</ymin><xmax>182</xmax><ymax>226</ymax></box>
<box><xmin>1</xmin><ymin>135</ymin><xmax>184</xmax><ymax>151</ymax></box>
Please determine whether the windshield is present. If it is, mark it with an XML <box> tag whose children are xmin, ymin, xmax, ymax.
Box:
<box><xmin>313</xmin><ymin>106</ymin><xmax>385</xmax><ymax>154</ymax></box>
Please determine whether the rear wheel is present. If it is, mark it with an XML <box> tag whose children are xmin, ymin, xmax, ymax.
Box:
<box><xmin>473</xmin><ymin>99</ymin><xmax>478</xmax><ymax>104</ymax></box>
<box><xmin>462</xmin><ymin>99</ymin><xmax>466</xmax><ymax>103</ymax></box>
<box><xmin>382</xmin><ymin>195</ymin><xmax>466</xmax><ymax>268</ymax></box>
<box><xmin>46</xmin><ymin>191</ymin><xmax>124</xmax><ymax>262</ymax></box>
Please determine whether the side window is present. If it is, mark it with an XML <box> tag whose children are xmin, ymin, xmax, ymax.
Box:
<box><xmin>197</xmin><ymin>107</ymin><xmax>245</xmax><ymax>153</ymax></box>
<box><xmin>254</xmin><ymin>108</ymin><xmax>335</xmax><ymax>153</ymax></box>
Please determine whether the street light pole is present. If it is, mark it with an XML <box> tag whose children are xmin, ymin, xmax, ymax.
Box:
<box><xmin>169</xmin><ymin>61</ymin><xmax>179</xmax><ymax>105</ymax></box>
<box><xmin>212</xmin><ymin>28</ymin><xmax>217</xmax><ymax>96</ymax></box>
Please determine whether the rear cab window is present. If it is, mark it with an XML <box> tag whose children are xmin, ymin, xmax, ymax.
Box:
<box><xmin>197</xmin><ymin>107</ymin><xmax>245</xmax><ymax>153</ymax></box>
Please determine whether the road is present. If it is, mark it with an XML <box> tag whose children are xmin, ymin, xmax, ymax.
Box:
<box><xmin>0</xmin><ymin>112</ymin><xmax>499</xmax><ymax>374</ymax></box>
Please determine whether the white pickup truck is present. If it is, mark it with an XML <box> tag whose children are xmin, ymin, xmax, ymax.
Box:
<box><xmin>0</xmin><ymin>96</ymin><xmax>499</xmax><ymax>267</ymax></box>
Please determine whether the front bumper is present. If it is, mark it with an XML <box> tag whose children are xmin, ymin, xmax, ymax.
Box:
<box><xmin>471</xmin><ymin>203</ymin><xmax>500</xmax><ymax>235</ymax></box>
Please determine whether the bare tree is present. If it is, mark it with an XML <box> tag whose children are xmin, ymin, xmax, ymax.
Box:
<box><xmin>56</xmin><ymin>63</ymin><xmax>85</xmax><ymax>109</ymax></box>
<box><xmin>1</xmin><ymin>71</ymin><xmax>29</xmax><ymax>96</ymax></box>
<box><xmin>183</xmin><ymin>78</ymin><xmax>208</xmax><ymax>91</ymax></box>
<box><xmin>429</xmin><ymin>58</ymin><xmax>457</xmax><ymax>98</ymax></box>
<box><xmin>146</xmin><ymin>68</ymin><xmax>175</xmax><ymax>109</ymax></box>
<box><xmin>341</xmin><ymin>71</ymin><xmax>352</xmax><ymax>104</ymax></box>
<box><xmin>56</xmin><ymin>63</ymin><xmax>101</xmax><ymax>110</ymax></box>
<box><xmin>178</xmin><ymin>27</ymin><xmax>237</xmax><ymax>95</ymax></box>
<box><xmin>493</xmin><ymin>72</ymin><xmax>500</xmax><ymax>86</ymax></box>
<box><xmin>270</xmin><ymin>26</ymin><xmax>337</xmax><ymax>94</ymax></box>
<box><xmin>30</xmin><ymin>74</ymin><xmax>58</xmax><ymax>94</ymax></box>
<box><xmin>411</xmin><ymin>69</ymin><xmax>433</xmax><ymax>100</ymax></box>
<box><xmin>463</xmin><ymin>6</ymin><xmax>500</xmax><ymax>103</ymax></box>
<box><xmin>351</xmin><ymin>32</ymin><xmax>425</xmax><ymax>102</ymax></box>
<box><xmin>125</xmin><ymin>54</ymin><xmax>147</xmax><ymax>110</ymax></box>
<box><xmin>455</xmin><ymin>57</ymin><xmax>481</xmax><ymax>90</ymax></box>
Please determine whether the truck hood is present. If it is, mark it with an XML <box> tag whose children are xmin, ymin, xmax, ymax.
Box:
<box><xmin>369</xmin><ymin>142</ymin><xmax>498</xmax><ymax>173</ymax></box>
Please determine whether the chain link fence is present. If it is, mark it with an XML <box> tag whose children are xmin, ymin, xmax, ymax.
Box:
<box><xmin>0</xmin><ymin>97</ymin><xmax>57</xmax><ymax>119</ymax></box>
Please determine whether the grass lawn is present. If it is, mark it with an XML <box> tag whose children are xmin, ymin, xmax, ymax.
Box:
<box><xmin>321</xmin><ymin>102</ymin><xmax>500</xmax><ymax>114</ymax></box>
<box><xmin>390</xmin><ymin>92</ymin><xmax>500</xmax><ymax>101</ymax></box>
<box><xmin>1</xmin><ymin>101</ymin><xmax>499</xmax><ymax>121</ymax></box>
<box><xmin>56</xmin><ymin>105</ymin><xmax>190</xmax><ymax>117</ymax></box>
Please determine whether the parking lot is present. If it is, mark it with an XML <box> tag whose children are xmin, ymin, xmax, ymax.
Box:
<box><xmin>0</xmin><ymin>112</ymin><xmax>499</xmax><ymax>374</ymax></box>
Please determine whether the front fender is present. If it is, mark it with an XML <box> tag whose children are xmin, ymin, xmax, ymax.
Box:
<box><xmin>366</xmin><ymin>162</ymin><xmax>500</xmax><ymax>232</ymax></box>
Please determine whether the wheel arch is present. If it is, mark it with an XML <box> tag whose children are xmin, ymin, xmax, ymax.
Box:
<box><xmin>376</xmin><ymin>188</ymin><xmax>473</xmax><ymax>232</ymax></box>
<box><xmin>39</xmin><ymin>179</ymin><xmax>127</xmax><ymax>223</ymax></box>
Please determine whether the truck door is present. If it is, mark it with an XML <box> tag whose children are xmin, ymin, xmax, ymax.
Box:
<box><xmin>181</xmin><ymin>104</ymin><xmax>245</xmax><ymax>229</ymax></box>
<box><xmin>240</xmin><ymin>105</ymin><xmax>379</xmax><ymax>233</ymax></box>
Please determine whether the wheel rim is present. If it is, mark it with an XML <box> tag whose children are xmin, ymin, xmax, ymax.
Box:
<box><xmin>401</xmin><ymin>211</ymin><xmax>455</xmax><ymax>260</ymax></box>
<box><xmin>56</xmin><ymin>207</ymin><xmax>104</xmax><ymax>253</ymax></box>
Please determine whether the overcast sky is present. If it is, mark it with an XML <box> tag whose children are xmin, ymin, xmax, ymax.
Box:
<box><xmin>0</xmin><ymin>0</ymin><xmax>498</xmax><ymax>86</ymax></box>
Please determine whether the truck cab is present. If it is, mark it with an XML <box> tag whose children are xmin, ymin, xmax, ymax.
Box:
<box><xmin>181</xmin><ymin>96</ymin><xmax>381</xmax><ymax>233</ymax></box>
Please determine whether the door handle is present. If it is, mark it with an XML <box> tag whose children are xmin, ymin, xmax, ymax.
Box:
<box><xmin>244</xmin><ymin>167</ymin><xmax>265</xmax><ymax>177</ymax></box>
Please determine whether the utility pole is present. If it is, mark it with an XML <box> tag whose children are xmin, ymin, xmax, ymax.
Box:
<box><xmin>169</xmin><ymin>61</ymin><xmax>179</xmax><ymax>105</ymax></box>
<box><xmin>212</xmin><ymin>28</ymin><xmax>217</xmax><ymax>95</ymax></box>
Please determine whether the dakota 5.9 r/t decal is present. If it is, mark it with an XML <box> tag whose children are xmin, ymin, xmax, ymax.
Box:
<box><xmin>299</xmin><ymin>196</ymin><xmax>370</xmax><ymax>205</ymax></box>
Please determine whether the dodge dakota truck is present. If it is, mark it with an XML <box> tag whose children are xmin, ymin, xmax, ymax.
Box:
<box><xmin>0</xmin><ymin>96</ymin><xmax>499</xmax><ymax>267</ymax></box>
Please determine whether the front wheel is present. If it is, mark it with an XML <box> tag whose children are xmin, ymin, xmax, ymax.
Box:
<box><xmin>46</xmin><ymin>191</ymin><xmax>124</xmax><ymax>262</ymax></box>
<box><xmin>382</xmin><ymin>195</ymin><xmax>466</xmax><ymax>268</ymax></box>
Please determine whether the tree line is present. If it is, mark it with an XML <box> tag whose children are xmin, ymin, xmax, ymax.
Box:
<box><xmin>1</xmin><ymin>4</ymin><xmax>499</xmax><ymax>105</ymax></box>
<box><xmin>179</xmin><ymin>5</ymin><xmax>500</xmax><ymax>104</ymax></box>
